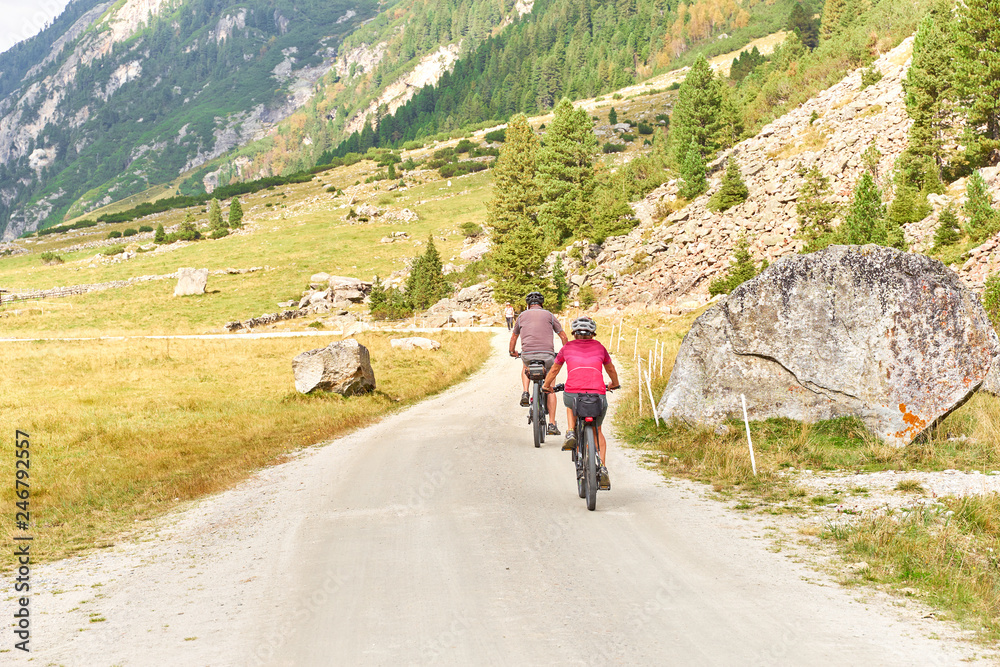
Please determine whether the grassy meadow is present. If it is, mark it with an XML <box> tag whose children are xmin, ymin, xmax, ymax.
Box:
<box><xmin>0</xmin><ymin>155</ymin><xmax>498</xmax><ymax>564</ymax></box>
<box><xmin>1</xmin><ymin>166</ymin><xmax>491</xmax><ymax>337</ymax></box>
<box><xmin>0</xmin><ymin>332</ymin><xmax>492</xmax><ymax>564</ymax></box>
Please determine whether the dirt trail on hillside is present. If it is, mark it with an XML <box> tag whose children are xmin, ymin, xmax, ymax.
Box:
<box><xmin>7</xmin><ymin>334</ymin><xmax>987</xmax><ymax>665</ymax></box>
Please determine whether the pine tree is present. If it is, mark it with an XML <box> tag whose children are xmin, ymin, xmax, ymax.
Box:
<box><xmin>932</xmin><ymin>205</ymin><xmax>961</xmax><ymax>251</ymax></box>
<box><xmin>964</xmin><ymin>171</ymin><xmax>999</xmax><ymax>243</ymax></box>
<box><xmin>154</xmin><ymin>223</ymin><xmax>166</xmax><ymax>243</ymax></box>
<box><xmin>406</xmin><ymin>236</ymin><xmax>450</xmax><ymax>310</ymax></box>
<box><xmin>608</xmin><ymin>106</ymin><xmax>618</xmax><ymax>125</ymax></box>
<box><xmin>820</xmin><ymin>0</ymin><xmax>847</xmax><ymax>41</ymax></box>
<box><xmin>489</xmin><ymin>218</ymin><xmax>549</xmax><ymax>306</ymax></box>
<box><xmin>841</xmin><ymin>172</ymin><xmax>904</xmax><ymax>248</ymax></box>
<box><xmin>552</xmin><ymin>254</ymin><xmax>568</xmax><ymax>311</ymax></box>
<box><xmin>952</xmin><ymin>0</ymin><xmax>1000</xmax><ymax>166</ymax></box>
<box><xmin>228</xmin><ymin>197</ymin><xmax>243</xmax><ymax>228</ymax></box>
<box><xmin>900</xmin><ymin>11</ymin><xmax>952</xmax><ymax>191</ymax></box>
<box><xmin>486</xmin><ymin>113</ymin><xmax>539</xmax><ymax>241</ymax></box>
<box><xmin>536</xmin><ymin>98</ymin><xmax>597</xmax><ymax>245</ymax></box>
<box><xmin>796</xmin><ymin>165</ymin><xmax>839</xmax><ymax>252</ymax></box>
<box><xmin>716</xmin><ymin>84</ymin><xmax>744</xmax><ymax>150</ymax></box>
<box><xmin>208</xmin><ymin>198</ymin><xmax>225</xmax><ymax>230</ymax></box>
<box><xmin>669</xmin><ymin>57</ymin><xmax>723</xmax><ymax>165</ymax></box>
<box><xmin>678</xmin><ymin>141</ymin><xmax>707</xmax><ymax>200</ymax></box>
<box><xmin>709</xmin><ymin>236</ymin><xmax>765</xmax><ymax>296</ymax></box>
<box><xmin>788</xmin><ymin>2</ymin><xmax>819</xmax><ymax>49</ymax></box>
<box><xmin>887</xmin><ymin>181</ymin><xmax>931</xmax><ymax>229</ymax></box>
<box><xmin>708</xmin><ymin>158</ymin><xmax>748</xmax><ymax>212</ymax></box>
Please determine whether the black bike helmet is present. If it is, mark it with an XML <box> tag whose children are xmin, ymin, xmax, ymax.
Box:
<box><xmin>526</xmin><ymin>291</ymin><xmax>544</xmax><ymax>306</ymax></box>
<box><xmin>571</xmin><ymin>316</ymin><xmax>597</xmax><ymax>336</ymax></box>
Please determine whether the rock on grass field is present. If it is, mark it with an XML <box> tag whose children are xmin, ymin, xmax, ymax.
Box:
<box><xmin>0</xmin><ymin>332</ymin><xmax>492</xmax><ymax>565</ymax></box>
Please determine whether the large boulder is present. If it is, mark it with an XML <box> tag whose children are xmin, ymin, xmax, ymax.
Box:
<box><xmin>292</xmin><ymin>339</ymin><xmax>376</xmax><ymax>395</ymax></box>
<box><xmin>658</xmin><ymin>245</ymin><xmax>998</xmax><ymax>445</ymax></box>
<box><xmin>174</xmin><ymin>268</ymin><xmax>208</xmax><ymax>296</ymax></box>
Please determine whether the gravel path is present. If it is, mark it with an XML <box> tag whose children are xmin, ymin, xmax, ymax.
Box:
<box><xmin>3</xmin><ymin>334</ymin><xmax>990</xmax><ymax>665</ymax></box>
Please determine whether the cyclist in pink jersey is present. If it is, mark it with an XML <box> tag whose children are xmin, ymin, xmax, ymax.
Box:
<box><xmin>543</xmin><ymin>316</ymin><xmax>620</xmax><ymax>487</ymax></box>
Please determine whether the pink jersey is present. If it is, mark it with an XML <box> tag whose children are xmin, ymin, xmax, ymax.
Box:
<box><xmin>555</xmin><ymin>339</ymin><xmax>611</xmax><ymax>394</ymax></box>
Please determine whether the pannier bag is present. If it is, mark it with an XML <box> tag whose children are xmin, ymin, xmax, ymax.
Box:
<box><xmin>527</xmin><ymin>360</ymin><xmax>547</xmax><ymax>381</ymax></box>
<box><xmin>575</xmin><ymin>393</ymin><xmax>603</xmax><ymax>419</ymax></box>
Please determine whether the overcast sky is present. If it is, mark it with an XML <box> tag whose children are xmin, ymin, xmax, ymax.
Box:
<box><xmin>0</xmin><ymin>0</ymin><xmax>73</xmax><ymax>55</ymax></box>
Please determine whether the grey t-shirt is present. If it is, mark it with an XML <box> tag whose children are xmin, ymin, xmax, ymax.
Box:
<box><xmin>513</xmin><ymin>308</ymin><xmax>563</xmax><ymax>353</ymax></box>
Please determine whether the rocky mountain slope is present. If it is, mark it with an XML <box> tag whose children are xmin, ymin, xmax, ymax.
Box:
<box><xmin>565</xmin><ymin>36</ymin><xmax>999</xmax><ymax>311</ymax></box>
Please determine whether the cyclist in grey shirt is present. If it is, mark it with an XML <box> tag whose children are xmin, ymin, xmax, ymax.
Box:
<box><xmin>509</xmin><ymin>291</ymin><xmax>568</xmax><ymax>435</ymax></box>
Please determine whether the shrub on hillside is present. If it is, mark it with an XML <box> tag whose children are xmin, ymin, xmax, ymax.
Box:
<box><xmin>708</xmin><ymin>159</ymin><xmax>749</xmax><ymax>212</ymax></box>
<box><xmin>602</xmin><ymin>143</ymin><xmax>625</xmax><ymax>154</ymax></box>
<box><xmin>122</xmin><ymin>228</ymin><xmax>138</xmax><ymax>237</ymax></box>
<box><xmin>484</xmin><ymin>128</ymin><xmax>506</xmax><ymax>143</ymax></box>
<box><xmin>138</xmin><ymin>225</ymin><xmax>153</xmax><ymax>233</ymax></box>
<box><xmin>984</xmin><ymin>271</ymin><xmax>1000</xmax><ymax>331</ymax></box>
<box><xmin>401</xmin><ymin>140</ymin><xmax>424</xmax><ymax>151</ymax></box>
<box><xmin>107</xmin><ymin>230</ymin><xmax>122</xmax><ymax>239</ymax></box>
<box><xmin>103</xmin><ymin>244</ymin><xmax>126</xmax><ymax>256</ymax></box>
<box><xmin>210</xmin><ymin>228</ymin><xmax>229</xmax><ymax>239</ymax></box>
<box><xmin>39</xmin><ymin>252</ymin><xmax>63</xmax><ymax>264</ymax></box>
<box><xmin>932</xmin><ymin>206</ymin><xmax>961</xmax><ymax>251</ymax></box>
<box><xmin>709</xmin><ymin>236</ymin><xmax>767</xmax><ymax>296</ymax></box>
<box><xmin>620</xmin><ymin>133</ymin><xmax>636</xmax><ymax>142</ymax></box>
<box><xmin>460</xmin><ymin>222</ymin><xmax>483</xmax><ymax>238</ymax></box>
<box><xmin>455</xmin><ymin>139</ymin><xmax>477</xmax><ymax>153</ymax></box>
<box><xmin>637</xmin><ymin>122</ymin><xmax>654</xmax><ymax>135</ymax></box>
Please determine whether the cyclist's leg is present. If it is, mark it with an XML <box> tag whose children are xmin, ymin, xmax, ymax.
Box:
<box><xmin>521</xmin><ymin>363</ymin><xmax>530</xmax><ymax>392</ymax></box>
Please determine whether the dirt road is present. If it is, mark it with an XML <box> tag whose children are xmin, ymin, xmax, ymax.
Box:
<box><xmin>13</xmin><ymin>334</ymin><xmax>979</xmax><ymax>665</ymax></box>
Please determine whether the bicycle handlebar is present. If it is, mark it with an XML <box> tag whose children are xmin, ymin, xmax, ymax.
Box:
<box><xmin>545</xmin><ymin>383</ymin><xmax>616</xmax><ymax>393</ymax></box>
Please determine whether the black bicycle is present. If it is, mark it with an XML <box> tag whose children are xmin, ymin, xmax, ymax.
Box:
<box><xmin>525</xmin><ymin>359</ymin><xmax>549</xmax><ymax>448</ymax></box>
<box><xmin>551</xmin><ymin>384</ymin><xmax>610</xmax><ymax>511</ymax></box>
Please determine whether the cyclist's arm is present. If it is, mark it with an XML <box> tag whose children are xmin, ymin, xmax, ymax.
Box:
<box><xmin>509</xmin><ymin>330</ymin><xmax>519</xmax><ymax>357</ymax></box>
<box><xmin>543</xmin><ymin>361</ymin><xmax>563</xmax><ymax>391</ymax></box>
<box><xmin>557</xmin><ymin>330</ymin><xmax>569</xmax><ymax>346</ymax></box>
<box><xmin>604</xmin><ymin>360</ymin><xmax>621</xmax><ymax>390</ymax></box>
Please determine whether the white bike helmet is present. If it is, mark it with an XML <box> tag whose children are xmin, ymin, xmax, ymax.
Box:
<box><xmin>570</xmin><ymin>316</ymin><xmax>597</xmax><ymax>336</ymax></box>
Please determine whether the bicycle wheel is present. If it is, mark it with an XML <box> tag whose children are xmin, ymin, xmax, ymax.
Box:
<box><xmin>576</xmin><ymin>442</ymin><xmax>586</xmax><ymax>498</ymax></box>
<box><xmin>532</xmin><ymin>382</ymin><xmax>543</xmax><ymax>448</ymax></box>
<box><xmin>584</xmin><ymin>424</ymin><xmax>598</xmax><ymax>511</ymax></box>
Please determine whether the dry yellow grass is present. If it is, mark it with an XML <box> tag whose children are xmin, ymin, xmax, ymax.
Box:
<box><xmin>0</xmin><ymin>332</ymin><xmax>492</xmax><ymax>563</ymax></box>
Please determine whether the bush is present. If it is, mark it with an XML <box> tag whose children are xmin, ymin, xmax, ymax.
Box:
<box><xmin>860</xmin><ymin>64</ymin><xmax>883</xmax><ymax>89</ymax></box>
<box><xmin>655</xmin><ymin>113</ymin><xmax>670</xmax><ymax>124</ymax></box>
<box><xmin>484</xmin><ymin>128</ymin><xmax>506</xmax><ymax>143</ymax></box>
<box><xmin>709</xmin><ymin>236</ymin><xmax>766</xmax><ymax>296</ymax></box>
<box><xmin>620</xmin><ymin>133</ymin><xmax>636</xmax><ymax>142</ymax></box>
<box><xmin>933</xmin><ymin>206</ymin><xmax>961</xmax><ymax>251</ymax></box>
<box><xmin>637</xmin><ymin>122</ymin><xmax>654</xmax><ymax>135</ymax></box>
<box><xmin>107</xmin><ymin>230</ymin><xmax>122</xmax><ymax>239</ymax></box>
<box><xmin>210</xmin><ymin>228</ymin><xmax>229</xmax><ymax>239</ymax></box>
<box><xmin>138</xmin><ymin>225</ymin><xmax>153</xmax><ymax>233</ymax></box>
<box><xmin>578</xmin><ymin>284</ymin><xmax>596</xmax><ymax>309</ymax></box>
<box><xmin>103</xmin><ymin>244</ymin><xmax>126</xmax><ymax>256</ymax></box>
<box><xmin>460</xmin><ymin>222</ymin><xmax>483</xmax><ymax>238</ymax></box>
<box><xmin>401</xmin><ymin>140</ymin><xmax>424</xmax><ymax>151</ymax></box>
<box><xmin>984</xmin><ymin>272</ymin><xmax>1000</xmax><ymax>331</ymax></box>
<box><xmin>602</xmin><ymin>143</ymin><xmax>626</xmax><ymax>154</ymax></box>
<box><xmin>439</xmin><ymin>161</ymin><xmax>488</xmax><ymax>178</ymax></box>
<box><xmin>455</xmin><ymin>139</ymin><xmax>477</xmax><ymax>153</ymax></box>
<box><xmin>122</xmin><ymin>228</ymin><xmax>138</xmax><ymax>237</ymax></box>
<box><xmin>39</xmin><ymin>251</ymin><xmax>63</xmax><ymax>264</ymax></box>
